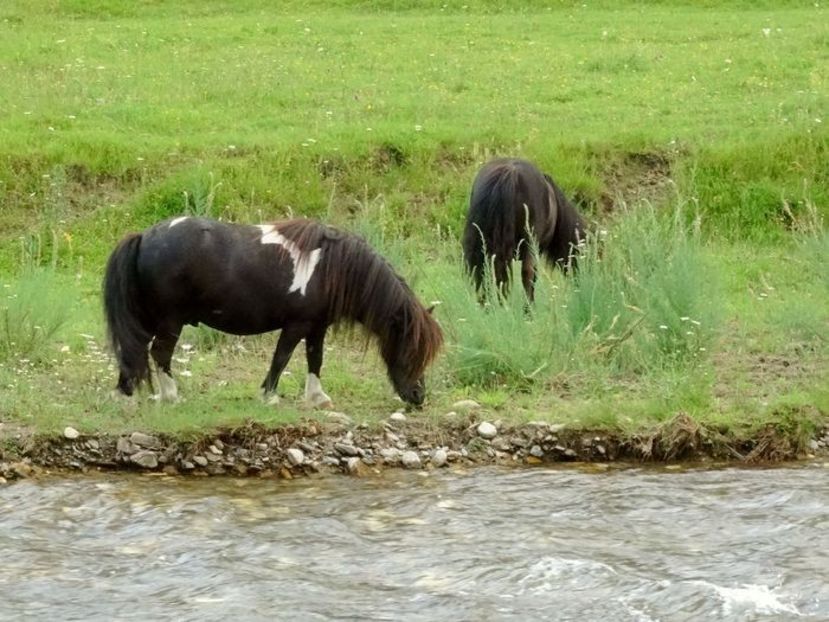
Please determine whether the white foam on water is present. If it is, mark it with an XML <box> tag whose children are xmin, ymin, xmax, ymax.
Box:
<box><xmin>693</xmin><ymin>581</ymin><xmax>802</xmax><ymax>617</ymax></box>
<box><xmin>516</xmin><ymin>556</ymin><xmax>617</xmax><ymax>595</ymax></box>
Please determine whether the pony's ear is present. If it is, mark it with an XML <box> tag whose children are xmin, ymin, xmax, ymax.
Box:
<box><xmin>426</xmin><ymin>305</ymin><xmax>436</xmax><ymax>315</ymax></box>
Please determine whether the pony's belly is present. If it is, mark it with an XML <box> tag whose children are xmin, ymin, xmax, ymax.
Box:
<box><xmin>195</xmin><ymin>310</ymin><xmax>282</xmax><ymax>336</ymax></box>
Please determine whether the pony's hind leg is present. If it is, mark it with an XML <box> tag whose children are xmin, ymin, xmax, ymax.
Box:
<box><xmin>261</xmin><ymin>324</ymin><xmax>307</xmax><ymax>406</ymax></box>
<box><xmin>304</xmin><ymin>324</ymin><xmax>333</xmax><ymax>410</ymax></box>
<box><xmin>150</xmin><ymin>323</ymin><xmax>183</xmax><ymax>402</ymax></box>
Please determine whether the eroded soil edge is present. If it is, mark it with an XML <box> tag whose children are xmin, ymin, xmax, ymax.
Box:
<box><xmin>2</xmin><ymin>413</ymin><xmax>828</xmax><ymax>484</ymax></box>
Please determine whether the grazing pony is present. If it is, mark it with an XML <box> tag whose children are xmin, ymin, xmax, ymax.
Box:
<box><xmin>103</xmin><ymin>217</ymin><xmax>443</xmax><ymax>407</ymax></box>
<box><xmin>462</xmin><ymin>158</ymin><xmax>587</xmax><ymax>302</ymax></box>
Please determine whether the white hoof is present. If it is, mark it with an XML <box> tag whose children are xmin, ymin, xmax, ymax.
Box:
<box><xmin>304</xmin><ymin>373</ymin><xmax>333</xmax><ymax>410</ymax></box>
<box><xmin>264</xmin><ymin>392</ymin><xmax>281</xmax><ymax>406</ymax></box>
<box><xmin>158</xmin><ymin>371</ymin><xmax>178</xmax><ymax>402</ymax></box>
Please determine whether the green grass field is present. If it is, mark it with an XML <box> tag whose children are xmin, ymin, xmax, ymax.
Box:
<box><xmin>0</xmin><ymin>1</ymin><xmax>827</xmax><ymax>445</ymax></box>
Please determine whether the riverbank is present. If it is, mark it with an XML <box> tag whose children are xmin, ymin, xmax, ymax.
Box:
<box><xmin>3</xmin><ymin>407</ymin><xmax>828</xmax><ymax>484</ymax></box>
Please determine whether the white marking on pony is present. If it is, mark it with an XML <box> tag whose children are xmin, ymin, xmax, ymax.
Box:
<box><xmin>257</xmin><ymin>224</ymin><xmax>322</xmax><ymax>295</ymax></box>
<box><xmin>169</xmin><ymin>216</ymin><xmax>189</xmax><ymax>228</ymax></box>
<box><xmin>304</xmin><ymin>373</ymin><xmax>333</xmax><ymax>409</ymax></box>
<box><xmin>158</xmin><ymin>371</ymin><xmax>178</xmax><ymax>402</ymax></box>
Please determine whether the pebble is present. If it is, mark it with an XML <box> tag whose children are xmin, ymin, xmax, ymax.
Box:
<box><xmin>492</xmin><ymin>437</ymin><xmax>511</xmax><ymax>452</ymax></box>
<box><xmin>286</xmin><ymin>448</ymin><xmax>305</xmax><ymax>466</ymax></box>
<box><xmin>116</xmin><ymin>438</ymin><xmax>137</xmax><ymax>455</ymax></box>
<box><xmin>477</xmin><ymin>422</ymin><xmax>498</xmax><ymax>439</ymax></box>
<box><xmin>548</xmin><ymin>424</ymin><xmax>566</xmax><ymax>433</ymax></box>
<box><xmin>63</xmin><ymin>426</ymin><xmax>80</xmax><ymax>440</ymax></box>
<box><xmin>452</xmin><ymin>399</ymin><xmax>481</xmax><ymax>411</ymax></box>
<box><xmin>564</xmin><ymin>448</ymin><xmax>578</xmax><ymax>459</ymax></box>
<box><xmin>129</xmin><ymin>432</ymin><xmax>160</xmax><ymax>449</ymax></box>
<box><xmin>256</xmin><ymin>443</ymin><xmax>269</xmax><ymax>451</ymax></box>
<box><xmin>181</xmin><ymin>461</ymin><xmax>195</xmax><ymax>470</ymax></box>
<box><xmin>808</xmin><ymin>439</ymin><xmax>820</xmax><ymax>452</ymax></box>
<box><xmin>193</xmin><ymin>455</ymin><xmax>208</xmax><ymax>467</ymax></box>
<box><xmin>208</xmin><ymin>444</ymin><xmax>222</xmax><ymax>455</ymax></box>
<box><xmin>389</xmin><ymin>412</ymin><xmax>407</xmax><ymax>424</ymax></box>
<box><xmin>345</xmin><ymin>457</ymin><xmax>364</xmax><ymax>475</ymax></box>
<box><xmin>431</xmin><ymin>448</ymin><xmax>448</xmax><ymax>468</ymax></box>
<box><xmin>401</xmin><ymin>450</ymin><xmax>422</xmax><ymax>469</ymax></box>
<box><xmin>322</xmin><ymin>456</ymin><xmax>341</xmax><ymax>467</ymax></box>
<box><xmin>380</xmin><ymin>447</ymin><xmax>402</xmax><ymax>463</ymax></box>
<box><xmin>326</xmin><ymin>411</ymin><xmax>353</xmax><ymax>425</ymax></box>
<box><xmin>334</xmin><ymin>442</ymin><xmax>360</xmax><ymax>456</ymax></box>
<box><xmin>530</xmin><ymin>445</ymin><xmax>544</xmax><ymax>458</ymax></box>
<box><xmin>130</xmin><ymin>450</ymin><xmax>158</xmax><ymax>469</ymax></box>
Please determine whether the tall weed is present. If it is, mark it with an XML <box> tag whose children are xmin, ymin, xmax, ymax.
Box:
<box><xmin>0</xmin><ymin>270</ymin><xmax>72</xmax><ymax>364</ymax></box>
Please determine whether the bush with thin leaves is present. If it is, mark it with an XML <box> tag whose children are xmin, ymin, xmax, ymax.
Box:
<box><xmin>0</xmin><ymin>270</ymin><xmax>72</xmax><ymax>364</ymax></box>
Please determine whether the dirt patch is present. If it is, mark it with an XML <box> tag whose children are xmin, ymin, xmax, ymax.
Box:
<box><xmin>597</xmin><ymin>150</ymin><xmax>675</xmax><ymax>212</ymax></box>
<box><xmin>2</xmin><ymin>413</ymin><xmax>827</xmax><ymax>484</ymax></box>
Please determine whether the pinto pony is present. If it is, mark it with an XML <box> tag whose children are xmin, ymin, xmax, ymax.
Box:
<box><xmin>462</xmin><ymin>158</ymin><xmax>587</xmax><ymax>302</ymax></box>
<box><xmin>103</xmin><ymin>217</ymin><xmax>442</xmax><ymax>407</ymax></box>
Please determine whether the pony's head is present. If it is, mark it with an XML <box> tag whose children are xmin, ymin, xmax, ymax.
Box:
<box><xmin>380</xmin><ymin>304</ymin><xmax>441</xmax><ymax>406</ymax></box>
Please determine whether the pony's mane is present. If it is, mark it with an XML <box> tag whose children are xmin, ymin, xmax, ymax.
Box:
<box><xmin>274</xmin><ymin>219</ymin><xmax>443</xmax><ymax>383</ymax></box>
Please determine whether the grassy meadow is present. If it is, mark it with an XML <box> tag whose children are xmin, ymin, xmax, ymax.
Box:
<box><xmin>0</xmin><ymin>1</ymin><xmax>827</xmax><ymax>445</ymax></box>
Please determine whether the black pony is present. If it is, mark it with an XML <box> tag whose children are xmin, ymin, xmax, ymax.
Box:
<box><xmin>462</xmin><ymin>158</ymin><xmax>587</xmax><ymax>302</ymax></box>
<box><xmin>103</xmin><ymin>217</ymin><xmax>443</xmax><ymax>407</ymax></box>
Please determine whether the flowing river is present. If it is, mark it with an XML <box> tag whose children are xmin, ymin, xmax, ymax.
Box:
<box><xmin>1</xmin><ymin>463</ymin><xmax>827</xmax><ymax>621</ymax></box>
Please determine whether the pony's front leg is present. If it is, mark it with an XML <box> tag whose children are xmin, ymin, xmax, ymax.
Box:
<box><xmin>520</xmin><ymin>252</ymin><xmax>537</xmax><ymax>305</ymax></box>
<box><xmin>261</xmin><ymin>325</ymin><xmax>306</xmax><ymax>406</ymax></box>
<box><xmin>304</xmin><ymin>324</ymin><xmax>333</xmax><ymax>409</ymax></box>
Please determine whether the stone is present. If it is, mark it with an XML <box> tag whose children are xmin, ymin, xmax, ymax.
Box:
<box><xmin>326</xmin><ymin>411</ymin><xmax>353</xmax><ymax>425</ymax></box>
<box><xmin>389</xmin><ymin>412</ymin><xmax>407</xmax><ymax>424</ymax></box>
<box><xmin>213</xmin><ymin>439</ymin><xmax>224</xmax><ymax>450</ymax></box>
<box><xmin>129</xmin><ymin>432</ymin><xmax>160</xmax><ymax>449</ymax></box>
<box><xmin>205</xmin><ymin>452</ymin><xmax>221</xmax><ymax>463</ymax></box>
<box><xmin>63</xmin><ymin>426</ymin><xmax>80</xmax><ymax>440</ymax></box>
<box><xmin>491</xmin><ymin>437</ymin><xmax>511</xmax><ymax>452</ymax></box>
<box><xmin>334</xmin><ymin>442</ymin><xmax>360</xmax><ymax>456</ymax></box>
<box><xmin>130</xmin><ymin>450</ymin><xmax>158</xmax><ymax>469</ymax></box>
<box><xmin>548</xmin><ymin>423</ymin><xmax>566</xmax><ymax>433</ymax></box>
<box><xmin>401</xmin><ymin>450</ymin><xmax>422</xmax><ymax>469</ymax></box>
<box><xmin>345</xmin><ymin>457</ymin><xmax>365</xmax><ymax>475</ymax></box>
<box><xmin>321</xmin><ymin>456</ymin><xmax>341</xmax><ymax>467</ymax></box>
<box><xmin>477</xmin><ymin>421</ymin><xmax>498</xmax><ymax>440</ymax></box>
<box><xmin>286</xmin><ymin>448</ymin><xmax>305</xmax><ymax>466</ymax></box>
<box><xmin>116</xmin><ymin>437</ymin><xmax>137</xmax><ymax>455</ymax></box>
<box><xmin>431</xmin><ymin>448</ymin><xmax>448</xmax><ymax>468</ymax></box>
<box><xmin>193</xmin><ymin>455</ymin><xmax>208</xmax><ymax>467</ymax></box>
<box><xmin>380</xmin><ymin>447</ymin><xmax>402</xmax><ymax>463</ymax></box>
<box><xmin>256</xmin><ymin>443</ymin><xmax>269</xmax><ymax>451</ymax></box>
<box><xmin>596</xmin><ymin>445</ymin><xmax>607</xmax><ymax>456</ymax></box>
<box><xmin>807</xmin><ymin>439</ymin><xmax>819</xmax><ymax>451</ymax></box>
<box><xmin>181</xmin><ymin>461</ymin><xmax>195</xmax><ymax>470</ymax></box>
<box><xmin>385</xmin><ymin>431</ymin><xmax>400</xmax><ymax>443</ymax></box>
<box><xmin>208</xmin><ymin>444</ymin><xmax>223</xmax><ymax>455</ymax></box>
<box><xmin>564</xmin><ymin>448</ymin><xmax>578</xmax><ymax>459</ymax></box>
<box><xmin>530</xmin><ymin>445</ymin><xmax>544</xmax><ymax>458</ymax></box>
<box><xmin>85</xmin><ymin>439</ymin><xmax>100</xmax><ymax>450</ymax></box>
<box><xmin>452</xmin><ymin>399</ymin><xmax>480</xmax><ymax>411</ymax></box>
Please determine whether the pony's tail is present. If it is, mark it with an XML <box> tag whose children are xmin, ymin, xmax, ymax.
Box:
<box><xmin>462</xmin><ymin>170</ymin><xmax>517</xmax><ymax>293</ymax></box>
<box><xmin>103</xmin><ymin>233</ymin><xmax>151</xmax><ymax>395</ymax></box>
